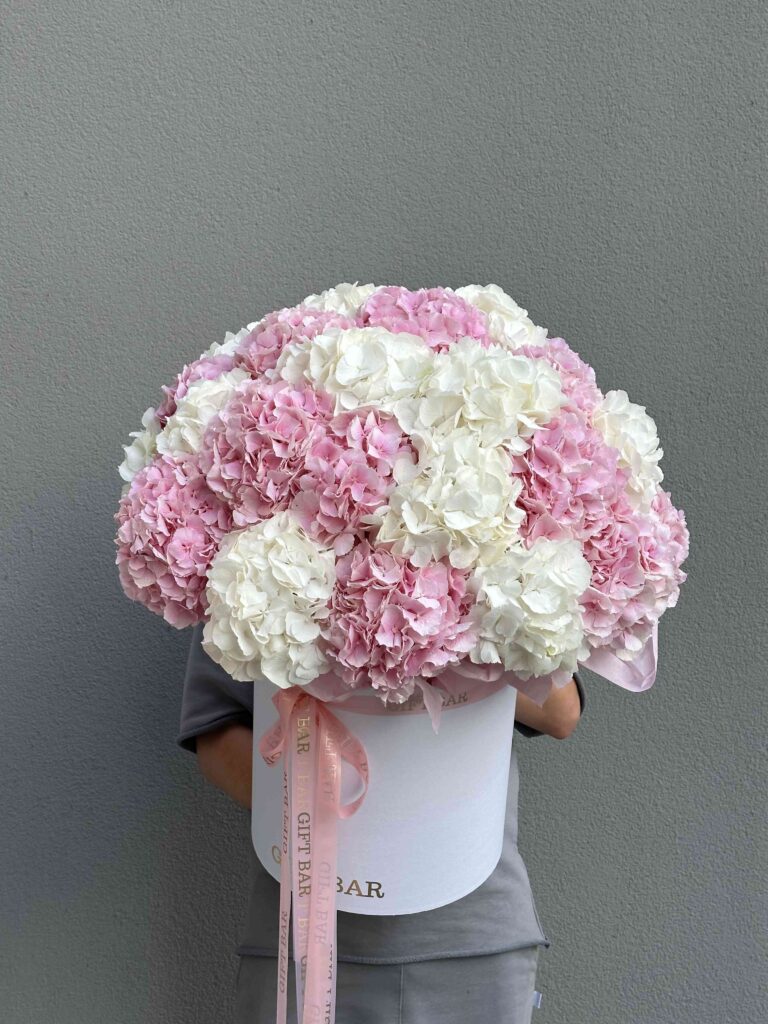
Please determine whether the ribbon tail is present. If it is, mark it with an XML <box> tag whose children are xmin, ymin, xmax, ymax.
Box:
<box><xmin>274</xmin><ymin>747</ymin><xmax>291</xmax><ymax>1024</ymax></box>
<box><xmin>302</xmin><ymin>711</ymin><xmax>341</xmax><ymax>1024</ymax></box>
<box><xmin>256</xmin><ymin>685</ymin><xmax>295</xmax><ymax>1024</ymax></box>
<box><xmin>259</xmin><ymin>690</ymin><xmax>371</xmax><ymax>1024</ymax></box>
<box><xmin>291</xmin><ymin>698</ymin><xmax>315</xmax><ymax>1022</ymax></box>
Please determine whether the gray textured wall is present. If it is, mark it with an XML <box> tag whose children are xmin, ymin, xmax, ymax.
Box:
<box><xmin>2</xmin><ymin>1</ymin><xmax>765</xmax><ymax>1021</ymax></box>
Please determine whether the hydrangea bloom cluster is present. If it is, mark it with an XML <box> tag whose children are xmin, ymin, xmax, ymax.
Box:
<box><xmin>115</xmin><ymin>282</ymin><xmax>689</xmax><ymax>703</ymax></box>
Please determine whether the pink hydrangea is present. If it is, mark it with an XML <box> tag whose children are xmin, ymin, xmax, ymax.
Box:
<box><xmin>509</xmin><ymin>408</ymin><xmax>631</xmax><ymax>542</ymax></box>
<box><xmin>233</xmin><ymin>305</ymin><xmax>358</xmax><ymax>378</ymax></box>
<box><xmin>291</xmin><ymin>409</ymin><xmax>419</xmax><ymax>556</ymax></box>
<box><xmin>155</xmin><ymin>353</ymin><xmax>237</xmax><ymax>425</ymax></box>
<box><xmin>114</xmin><ymin>454</ymin><xmax>232</xmax><ymax>627</ymax></box>
<box><xmin>509</xmin><ymin>393</ymin><xmax>689</xmax><ymax>656</ymax></box>
<box><xmin>512</xmin><ymin>336</ymin><xmax>603</xmax><ymax>416</ymax></box>
<box><xmin>578</xmin><ymin>488</ymin><xmax>688</xmax><ymax>652</ymax></box>
<box><xmin>637</xmin><ymin>488</ymin><xmax>689</xmax><ymax>613</ymax></box>
<box><xmin>358</xmin><ymin>286</ymin><xmax>492</xmax><ymax>352</ymax></box>
<box><xmin>321</xmin><ymin>539</ymin><xmax>479</xmax><ymax>701</ymax></box>
<box><xmin>199</xmin><ymin>378</ymin><xmax>335</xmax><ymax>526</ymax></box>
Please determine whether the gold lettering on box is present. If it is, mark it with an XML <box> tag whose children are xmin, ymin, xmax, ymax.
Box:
<box><xmin>335</xmin><ymin>875</ymin><xmax>386</xmax><ymax>898</ymax></box>
<box><xmin>273</xmin><ymin>844</ymin><xmax>386</xmax><ymax>899</ymax></box>
<box><xmin>376</xmin><ymin>687</ymin><xmax>470</xmax><ymax>714</ymax></box>
<box><xmin>443</xmin><ymin>691</ymin><xmax>468</xmax><ymax>707</ymax></box>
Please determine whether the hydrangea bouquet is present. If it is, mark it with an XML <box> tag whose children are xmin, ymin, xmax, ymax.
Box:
<box><xmin>116</xmin><ymin>281</ymin><xmax>687</xmax><ymax>708</ymax></box>
<box><xmin>114</xmin><ymin>282</ymin><xmax>689</xmax><ymax>1024</ymax></box>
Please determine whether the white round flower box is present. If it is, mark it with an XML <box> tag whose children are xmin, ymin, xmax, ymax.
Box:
<box><xmin>250</xmin><ymin>679</ymin><xmax>519</xmax><ymax>916</ymax></box>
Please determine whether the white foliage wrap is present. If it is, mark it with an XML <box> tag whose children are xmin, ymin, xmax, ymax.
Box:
<box><xmin>361</xmin><ymin>430</ymin><xmax>526</xmax><ymax>570</ymax></box>
<box><xmin>156</xmin><ymin>367</ymin><xmax>251</xmax><ymax>456</ymax></box>
<box><xmin>467</xmin><ymin>537</ymin><xmax>593</xmax><ymax>678</ymax></box>
<box><xmin>454</xmin><ymin>283</ymin><xmax>548</xmax><ymax>349</ymax></box>
<box><xmin>299</xmin><ymin>280</ymin><xmax>378</xmax><ymax>316</ymax></box>
<box><xmin>390</xmin><ymin>336</ymin><xmax>565</xmax><ymax>454</ymax></box>
<box><xmin>118</xmin><ymin>405</ymin><xmax>162</xmax><ymax>483</ymax></box>
<box><xmin>591</xmin><ymin>389</ymin><xmax>664</xmax><ymax>512</ymax></box>
<box><xmin>274</xmin><ymin>325</ymin><xmax>434</xmax><ymax>415</ymax></box>
<box><xmin>202</xmin><ymin>512</ymin><xmax>337</xmax><ymax>687</ymax></box>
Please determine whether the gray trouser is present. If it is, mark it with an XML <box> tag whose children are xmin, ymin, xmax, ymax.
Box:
<box><xmin>235</xmin><ymin>945</ymin><xmax>541</xmax><ymax>1024</ymax></box>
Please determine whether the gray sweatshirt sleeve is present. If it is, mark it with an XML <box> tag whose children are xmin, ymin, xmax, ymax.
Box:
<box><xmin>513</xmin><ymin>671</ymin><xmax>586</xmax><ymax>738</ymax></box>
<box><xmin>176</xmin><ymin>623</ymin><xmax>254</xmax><ymax>754</ymax></box>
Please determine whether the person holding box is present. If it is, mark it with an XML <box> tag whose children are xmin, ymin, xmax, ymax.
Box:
<box><xmin>177</xmin><ymin>622</ymin><xmax>585</xmax><ymax>1024</ymax></box>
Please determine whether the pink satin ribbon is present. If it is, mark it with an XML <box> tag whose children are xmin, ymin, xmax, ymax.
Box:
<box><xmin>257</xmin><ymin>687</ymin><xmax>369</xmax><ymax>1024</ymax></box>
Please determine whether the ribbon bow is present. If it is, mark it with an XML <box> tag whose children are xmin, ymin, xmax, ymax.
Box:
<box><xmin>257</xmin><ymin>687</ymin><xmax>370</xmax><ymax>1024</ymax></box>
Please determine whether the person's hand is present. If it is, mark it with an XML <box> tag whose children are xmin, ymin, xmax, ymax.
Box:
<box><xmin>514</xmin><ymin>677</ymin><xmax>583</xmax><ymax>739</ymax></box>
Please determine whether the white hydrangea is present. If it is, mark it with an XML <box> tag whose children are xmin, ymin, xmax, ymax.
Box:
<box><xmin>361</xmin><ymin>430</ymin><xmax>525</xmax><ymax>569</ymax></box>
<box><xmin>591</xmin><ymin>389</ymin><xmax>664</xmax><ymax>512</ymax></box>
<box><xmin>202</xmin><ymin>512</ymin><xmax>337</xmax><ymax>687</ymax></box>
<box><xmin>300</xmin><ymin>280</ymin><xmax>379</xmax><ymax>317</ymax></box>
<box><xmin>118</xmin><ymin>405</ymin><xmax>162</xmax><ymax>483</ymax></box>
<box><xmin>201</xmin><ymin>325</ymin><xmax>253</xmax><ymax>358</ymax></box>
<box><xmin>467</xmin><ymin>537</ymin><xmax>592</xmax><ymax>678</ymax></box>
<box><xmin>155</xmin><ymin>367</ymin><xmax>250</xmax><ymax>457</ymax></box>
<box><xmin>455</xmin><ymin>283</ymin><xmax>548</xmax><ymax>349</ymax></box>
<box><xmin>274</xmin><ymin>325</ymin><xmax>434</xmax><ymax>415</ymax></box>
<box><xmin>390</xmin><ymin>335</ymin><xmax>565</xmax><ymax>454</ymax></box>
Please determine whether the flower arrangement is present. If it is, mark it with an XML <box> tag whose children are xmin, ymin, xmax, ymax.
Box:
<box><xmin>114</xmin><ymin>282</ymin><xmax>689</xmax><ymax>1024</ymax></box>
<box><xmin>115</xmin><ymin>282</ymin><xmax>688</xmax><ymax>708</ymax></box>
